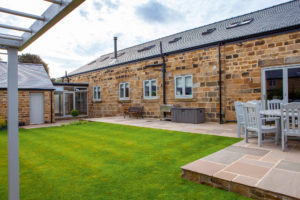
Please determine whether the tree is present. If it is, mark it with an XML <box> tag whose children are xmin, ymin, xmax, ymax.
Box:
<box><xmin>18</xmin><ymin>53</ymin><xmax>49</xmax><ymax>75</ymax></box>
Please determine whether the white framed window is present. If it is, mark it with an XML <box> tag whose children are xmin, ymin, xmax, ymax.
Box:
<box><xmin>93</xmin><ymin>86</ymin><xmax>101</xmax><ymax>101</ymax></box>
<box><xmin>119</xmin><ymin>82</ymin><xmax>130</xmax><ymax>100</ymax></box>
<box><xmin>144</xmin><ymin>79</ymin><xmax>157</xmax><ymax>99</ymax></box>
<box><xmin>174</xmin><ymin>75</ymin><xmax>193</xmax><ymax>98</ymax></box>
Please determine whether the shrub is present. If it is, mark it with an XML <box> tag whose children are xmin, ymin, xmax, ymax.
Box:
<box><xmin>0</xmin><ymin>116</ymin><xmax>7</xmax><ymax>129</ymax></box>
<box><xmin>71</xmin><ymin>109</ymin><xmax>79</xmax><ymax>117</ymax></box>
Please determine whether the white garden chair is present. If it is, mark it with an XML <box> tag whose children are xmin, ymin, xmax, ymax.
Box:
<box><xmin>281</xmin><ymin>102</ymin><xmax>300</xmax><ymax>151</ymax></box>
<box><xmin>267</xmin><ymin>99</ymin><xmax>283</xmax><ymax>121</ymax></box>
<box><xmin>234</xmin><ymin>101</ymin><xmax>245</xmax><ymax>138</ymax></box>
<box><xmin>267</xmin><ymin>99</ymin><xmax>283</xmax><ymax>110</ymax></box>
<box><xmin>243</xmin><ymin>102</ymin><xmax>280</xmax><ymax>147</ymax></box>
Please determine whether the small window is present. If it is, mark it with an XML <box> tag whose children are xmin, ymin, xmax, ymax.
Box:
<box><xmin>88</xmin><ymin>60</ymin><xmax>96</xmax><ymax>65</ymax></box>
<box><xmin>93</xmin><ymin>86</ymin><xmax>101</xmax><ymax>101</ymax></box>
<box><xmin>110</xmin><ymin>52</ymin><xmax>126</xmax><ymax>59</ymax></box>
<box><xmin>100</xmin><ymin>57</ymin><xmax>109</xmax><ymax>62</ymax></box>
<box><xmin>175</xmin><ymin>75</ymin><xmax>193</xmax><ymax>98</ymax></box>
<box><xmin>119</xmin><ymin>82</ymin><xmax>130</xmax><ymax>100</ymax></box>
<box><xmin>202</xmin><ymin>28</ymin><xmax>216</xmax><ymax>35</ymax></box>
<box><xmin>169</xmin><ymin>37</ymin><xmax>182</xmax><ymax>44</ymax></box>
<box><xmin>226</xmin><ymin>18</ymin><xmax>254</xmax><ymax>29</ymax></box>
<box><xmin>137</xmin><ymin>45</ymin><xmax>155</xmax><ymax>53</ymax></box>
<box><xmin>144</xmin><ymin>79</ymin><xmax>157</xmax><ymax>99</ymax></box>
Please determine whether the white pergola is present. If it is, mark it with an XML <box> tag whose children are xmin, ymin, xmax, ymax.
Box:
<box><xmin>0</xmin><ymin>1</ymin><xmax>85</xmax><ymax>200</ymax></box>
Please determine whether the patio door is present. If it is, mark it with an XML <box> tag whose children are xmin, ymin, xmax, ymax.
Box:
<box><xmin>63</xmin><ymin>92</ymin><xmax>75</xmax><ymax>116</ymax></box>
<box><xmin>262</xmin><ymin>65</ymin><xmax>300</xmax><ymax>103</ymax></box>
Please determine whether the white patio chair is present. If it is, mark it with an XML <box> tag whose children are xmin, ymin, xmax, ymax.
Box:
<box><xmin>267</xmin><ymin>99</ymin><xmax>283</xmax><ymax>110</ymax></box>
<box><xmin>247</xmin><ymin>100</ymin><xmax>265</xmax><ymax>110</ymax></box>
<box><xmin>281</xmin><ymin>102</ymin><xmax>300</xmax><ymax>151</ymax></box>
<box><xmin>267</xmin><ymin>99</ymin><xmax>283</xmax><ymax>121</ymax></box>
<box><xmin>243</xmin><ymin>102</ymin><xmax>280</xmax><ymax>147</ymax></box>
<box><xmin>234</xmin><ymin>101</ymin><xmax>245</xmax><ymax>138</ymax></box>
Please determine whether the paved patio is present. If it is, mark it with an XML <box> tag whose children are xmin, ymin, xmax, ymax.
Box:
<box><xmin>86</xmin><ymin>116</ymin><xmax>237</xmax><ymax>137</ymax></box>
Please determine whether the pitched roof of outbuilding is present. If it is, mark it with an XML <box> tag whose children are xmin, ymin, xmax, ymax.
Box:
<box><xmin>69</xmin><ymin>0</ymin><xmax>300</xmax><ymax>76</ymax></box>
<box><xmin>0</xmin><ymin>61</ymin><xmax>54</xmax><ymax>90</ymax></box>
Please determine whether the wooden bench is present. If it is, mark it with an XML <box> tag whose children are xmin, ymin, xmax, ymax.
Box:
<box><xmin>124</xmin><ymin>106</ymin><xmax>144</xmax><ymax>118</ymax></box>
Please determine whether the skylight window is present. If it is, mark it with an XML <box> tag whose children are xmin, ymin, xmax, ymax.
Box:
<box><xmin>100</xmin><ymin>56</ymin><xmax>109</xmax><ymax>62</ymax></box>
<box><xmin>110</xmin><ymin>52</ymin><xmax>126</xmax><ymax>59</ymax></box>
<box><xmin>88</xmin><ymin>60</ymin><xmax>96</xmax><ymax>65</ymax></box>
<box><xmin>137</xmin><ymin>45</ymin><xmax>155</xmax><ymax>53</ymax></box>
<box><xmin>226</xmin><ymin>18</ymin><xmax>254</xmax><ymax>29</ymax></box>
<box><xmin>202</xmin><ymin>28</ymin><xmax>216</xmax><ymax>35</ymax></box>
<box><xmin>169</xmin><ymin>37</ymin><xmax>182</xmax><ymax>44</ymax></box>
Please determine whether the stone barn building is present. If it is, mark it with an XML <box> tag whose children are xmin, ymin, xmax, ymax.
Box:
<box><xmin>65</xmin><ymin>1</ymin><xmax>300</xmax><ymax>123</ymax></box>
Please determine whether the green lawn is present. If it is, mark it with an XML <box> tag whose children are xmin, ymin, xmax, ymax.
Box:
<box><xmin>0</xmin><ymin>121</ymin><xmax>247</xmax><ymax>200</ymax></box>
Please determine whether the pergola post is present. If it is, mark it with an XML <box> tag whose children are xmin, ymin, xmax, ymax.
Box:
<box><xmin>7</xmin><ymin>47</ymin><xmax>19</xmax><ymax>200</ymax></box>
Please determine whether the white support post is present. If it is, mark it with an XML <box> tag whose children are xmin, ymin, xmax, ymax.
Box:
<box><xmin>7</xmin><ymin>47</ymin><xmax>19</xmax><ymax>200</ymax></box>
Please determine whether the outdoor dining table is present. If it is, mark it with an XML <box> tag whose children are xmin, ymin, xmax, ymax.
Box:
<box><xmin>260</xmin><ymin>109</ymin><xmax>299</xmax><ymax>117</ymax></box>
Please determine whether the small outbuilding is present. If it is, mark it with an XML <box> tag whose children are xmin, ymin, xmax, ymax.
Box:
<box><xmin>0</xmin><ymin>61</ymin><xmax>55</xmax><ymax>125</ymax></box>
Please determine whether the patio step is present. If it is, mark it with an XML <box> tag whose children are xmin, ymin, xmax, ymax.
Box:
<box><xmin>181</xmin><ymin>145</ymin><xmax>300</xmax><ymax>200</ymax></box>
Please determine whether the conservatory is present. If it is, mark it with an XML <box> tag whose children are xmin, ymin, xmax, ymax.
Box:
<box><xmin>53</xmin><ymin>82</ymin><xmax>88</xmax><ymax>118</ymax></box>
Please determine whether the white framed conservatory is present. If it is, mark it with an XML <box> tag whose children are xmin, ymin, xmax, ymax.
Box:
<box><xmin>53</xmin><ymin>82</ymin><xmax>88</xmax><ymax>118</ymax></box>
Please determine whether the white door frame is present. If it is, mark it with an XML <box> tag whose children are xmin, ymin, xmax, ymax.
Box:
<box><xmin>63</xmin><ymin>91</ymin><xmax>75</xmax><ymax>116</ymax></box>
<box><xmin>261</xmin><ymin>64</ymin><xmax>300</xmax><ymax>103</ymax></box>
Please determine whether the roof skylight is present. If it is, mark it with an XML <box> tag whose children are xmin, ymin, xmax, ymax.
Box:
<box><xmin>169</xmin><ymin>37</ymin><xmax>182</xmax><ymax>44</ymax></box>
<box><xmin>88</xmin><ymin>60</ymin><xmax>96</xmax><ymax>65</ymax></box>
<box><xmin>202</xmin><ymin>28</ymin><xmax>216</xmax><ymax>35</ymax></box>
<box><xmin>226</xmin><ymin>18</ymin><xmax>254</xmax><ymax>29</ymax></box>
<box><xmin>137</xmin><ymin>45</ymin><xmax>155</xmax><ymax>53</ymax></box>
<box><xmin>100</xmin><ymin>57</ymin><xmax>109</xmax><ymax>62</ymax></box>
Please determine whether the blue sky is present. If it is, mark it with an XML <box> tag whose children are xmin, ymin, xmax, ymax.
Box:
<box><xmin>0</xmin><ymin>0</ymin><xmax>290</xmax><ymax>78</ymax></box>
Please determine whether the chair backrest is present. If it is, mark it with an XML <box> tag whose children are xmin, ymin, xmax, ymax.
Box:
<box><xmin>247</xmin><ymin>100</ymin><xmax>265</xmax><ymax>110</ymax></box>
<box><xmin>243</xmin><ymin>102</ymin><xmax>261</xmax><ymax>132</ymax></box>
<box><xmin>281</xmin><ymin>102</ymin><xmax>300</xmax><ymax>136</ymax></box>
<box><xmin>234</xmin><ymin>101</ymin><xmax>244</xmax><ymax>124</ymax></box>
<box><xmin>267</xmin><ymin>99</ymin><xmax>283</xmax><ymax>110</ymax></box>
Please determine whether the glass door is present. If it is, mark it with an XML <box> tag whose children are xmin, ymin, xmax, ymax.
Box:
<box><xmin>262</xmin><ymin>65</ymin><xmax>300</xmax><ymax>104</ymax></box>
<box><xmin>288</xmin><ymin>67</ymin><xmax>300</xmax><ymax>102</ymax></box>
<box><xmin>64</xmin><ymin>92</ymin><xmax>74</xmax><ymax>116</ymax></box>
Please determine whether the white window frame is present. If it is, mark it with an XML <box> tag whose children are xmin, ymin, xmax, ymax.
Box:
<box><xmin>93</xmin><ymin>86</ymin><xmax>101</xmax><ymax>101</ymax></box>
<box><xmin>261</xmin><ymin>64</ymin><xmax>300</xmax><ymax>104</ymax></box>
<box><xmin>143</xmin><ymin>79</ymin><xmax>158</xmax><ymax>99</ymax></box>
<box><xmin>119</xmin><ymin>82</ymin><xmax>130</xmax><ymax>100</ymax></box>
<box><xmin>174</xmin><ymin>75</ymin><xmax>193</xmax><ymax>98</ymax></box>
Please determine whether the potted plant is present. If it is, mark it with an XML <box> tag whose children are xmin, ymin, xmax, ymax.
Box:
<box><xmin>71</xmin><ymin>109</ymin><xmax>79</xmax><ymax>117</ymax></box>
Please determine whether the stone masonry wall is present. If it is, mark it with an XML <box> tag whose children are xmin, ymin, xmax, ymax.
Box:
<box><xmin>0</xmin><ymin>90</ymin><xmax>54</xmax><ymax>125</ymax></box>
<box><xmin>68</xmin><ymin>30</ymin><xmax>300</xmax><ymax>122</ymax></box>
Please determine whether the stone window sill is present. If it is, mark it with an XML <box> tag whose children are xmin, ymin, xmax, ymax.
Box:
<box><xmin>118</xmin><ymin>100</ymin><xmax>131</xmax><ymax>103</ymax></box>
<box><xmin>173</xmin><ymin>98</ymin><xmax>197</xmax><ymax>102</ymax></box>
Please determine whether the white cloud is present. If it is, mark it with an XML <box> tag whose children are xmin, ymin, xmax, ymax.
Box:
<box><xmin>0</xmin><ymin>0</ymin><xmax>289</xmax><ymax>78</ymax></box>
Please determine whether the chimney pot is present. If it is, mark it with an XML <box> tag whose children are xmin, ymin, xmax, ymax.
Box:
<box><xmin>114</xmin><ymin>37</ymin><xmax>118</xmax><ymax>59</ymax></box>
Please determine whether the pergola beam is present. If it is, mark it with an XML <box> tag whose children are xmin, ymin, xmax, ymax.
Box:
<box><xmin>19</xmin><ymin>0</ymin><xmax>84</xmax><ymax>51</ymax></box>
<box><xmin>44</xmin><ymin>0</ymin><xmax>63</xmax><ymax>5</ymax></box>
<box><xmin>0</xmin><ymin>33</ymin><xmax>22</xmax><ymax>41</ymax></box>
<box><xmin>0</xmin><ymin>7</ymin><xmax>44</xmax><ymax>20</ymax></box>
<box><xmin>0</xmin><ymin>23</ymin><xmax>32</xmax><ymax>33</ymax></box>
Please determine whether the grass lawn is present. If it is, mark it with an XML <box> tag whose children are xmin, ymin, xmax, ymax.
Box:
<box><xmin>0</xmin><ymin>122</ymin><xmax>247</xmax><ymax>200</ymax></box>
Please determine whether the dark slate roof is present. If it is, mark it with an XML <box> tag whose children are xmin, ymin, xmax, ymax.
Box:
<box><xmin>0</xmin><ymin>61</ymin><xmax>54</xmax><ymax>90</ymax></box>
<box><xmin>69</xmin><ymin>0</ymin><xmax>300</xmax><ymax>76</ymax></box>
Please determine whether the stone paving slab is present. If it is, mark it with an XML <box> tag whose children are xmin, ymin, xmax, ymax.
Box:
<box><xmin>181</xmin><ymin>160</ymin><xmax>226</xmax><ymax>176</ymax></box>
<box><xmin>257</xmin><ymin>168</ymin><xmax>300</xmax><ymax>199</ymax></box>
<box><xmin>202</xmin><ymin>149</ymin><xmax>244</xmax><ymax>165</ymax></box>
<box><xmin>276</xmin><ymin>160</ymin><xmax>300</xmax><ymax>173</ymax></box>
<box><xmin>225</xmin><ymin>146</ymin><xmax>270</xmax><ymax>156</ymax></box>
